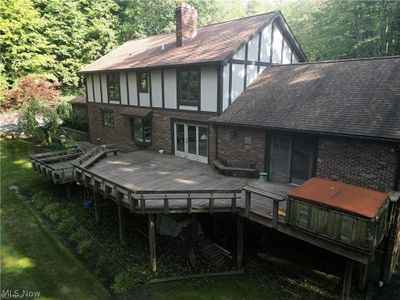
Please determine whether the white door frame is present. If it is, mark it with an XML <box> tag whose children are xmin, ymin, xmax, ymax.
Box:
<box><xmin>174</xmin><ymin>122</ymin><xmax>208</xmax><ymax>163</ymax></box>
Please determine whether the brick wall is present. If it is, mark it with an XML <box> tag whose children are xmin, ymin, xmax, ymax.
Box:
<box><xmin>216</xmin><ymin>126</ymin><xmax>265</xmax><ymax>172</ymax></box>
<box><xmin>316</xmin><ymin>137</ymin><xmax>398</xmax><ymax>192</ymax></box>
<box><xmin>87</xmin><ymin>103</ymin><xmax>216</xmax><ymax>161</ymax></box>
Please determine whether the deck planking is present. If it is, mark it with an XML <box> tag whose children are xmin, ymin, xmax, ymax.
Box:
<box><xmin>88</xmin><ymin>151</ymin><xmax>252</xmax><ymax>192</ymax></box>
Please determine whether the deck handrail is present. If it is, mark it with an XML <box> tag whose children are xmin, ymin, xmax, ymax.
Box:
<box><xmin>71</xmin><ymin>144</ymin><xmax>118</xmax><ymax>166</ymax></box>
<box><xmin>74</xmin><ymin>166</ymin><xmax>241</xmax><ymax>214</ymax></box>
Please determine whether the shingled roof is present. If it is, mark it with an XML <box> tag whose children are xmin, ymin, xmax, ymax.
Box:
<box><xmin>214</xmin><ymin>56</ymin><xmax>400</xmax><ymax>142</ymax></box>
<box><xmin>81</xmin><ymin>12</ymin><xmax>304</xmax><ymax>73</ymax></box>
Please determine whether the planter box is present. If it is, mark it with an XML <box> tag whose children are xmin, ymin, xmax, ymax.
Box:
<box><xmin>287</xmin><ymin>178</ymin><xmax>389</xmax><ymax>252</ymax></box>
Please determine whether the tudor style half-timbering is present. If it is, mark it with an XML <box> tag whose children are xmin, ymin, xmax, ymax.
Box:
<box><xmin>80</xmin><ymin>5</ymin><xmax>306</xmax><ymax>160</ymax></box>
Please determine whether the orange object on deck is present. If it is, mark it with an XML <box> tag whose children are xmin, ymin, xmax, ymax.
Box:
<box><xmin>288</xmin><ymin>178</ymin><xmax>388</xmax><ymax>218</ymax></box>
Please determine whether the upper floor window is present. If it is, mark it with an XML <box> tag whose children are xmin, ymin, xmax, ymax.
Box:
<box><xmin>107</xmin><ymin>74</ymin><xmax>120</xmax><ymax>102</ymax></box>
<box><xmin>131</xmin><ymin>117</ymin><xmax>151</xmax><ymax>146</ymax></box>
<box><xmin>138</xmin><ymin>71</ymin><xmax>148</xmax><ymax>93</ymax></box>
<box><xmin>102</xmin><ymin>110</ymin><xmax>114</xmax><ymax>128</ymax></box>
<box><xmin>178</xmin><ymin>69</ymin><xmax>200</xmax><ymax>106</ymax></box>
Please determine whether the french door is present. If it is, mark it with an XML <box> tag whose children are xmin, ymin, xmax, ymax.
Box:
<box><xmin>174</xmin><ymin>123</ymin><xmax>208</xmax><ymax>163</ymax></box>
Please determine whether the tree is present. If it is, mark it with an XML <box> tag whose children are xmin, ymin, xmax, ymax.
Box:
<box><xmin>18</xmin><ymin>100</ymin><xmax>60</xmax><ymax>144</ymax></box>
<box><xmin>33</xmin><ymin>0</ymin><xmax>119</xmax><ymax>93</ymax></box>
<box><xmin>2</xmin><ymin>75</ymin><xmax>60</xmax><ymax>110</ymax></box>
<box><xmin>0</xmin><ymin>0</ymin><xmax>55</xmax><ymax>88</ymax></box>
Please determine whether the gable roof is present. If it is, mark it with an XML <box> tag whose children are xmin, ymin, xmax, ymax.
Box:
<box><xmin>81</xmin><ymin>11</ymin><xmax>305</xmax><ymax>73</ymax></box>
<box><xmin>214</xmin><ymin>56</ymin><xmax>400</xmax><ymax>142</ymax></box>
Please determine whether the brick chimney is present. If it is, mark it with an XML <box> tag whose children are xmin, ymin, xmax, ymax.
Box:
<box><xmin>175</xmin><ymin>3</ymin><xmax>197</xmax><ymax>47</ymax></box>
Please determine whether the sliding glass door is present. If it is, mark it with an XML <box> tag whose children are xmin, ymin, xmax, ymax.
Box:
<box><xmin>174</xmin><ymin>123</ymin><xmax>208</xmax><ymax>163</ymax></box>
<box><xmin>269</xmin><ymin>135</ymin><xmax>316</xmax><ymax>185</ymax></box>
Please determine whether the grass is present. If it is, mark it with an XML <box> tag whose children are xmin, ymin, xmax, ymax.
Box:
<box><xmin>149</xmin><ymin>277</ymin><xmax>286</xmax><ymax>300</ymax></box>
<box><xmin>0</xmin><ymin>136</ymin><xmax>109</xmax><ymax>299</ymax></box>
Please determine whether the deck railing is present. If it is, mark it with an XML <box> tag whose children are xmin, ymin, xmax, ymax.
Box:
<box><xmin>71</xmin><ymin>144</ymin><xmax>118</xmax><ymax>168</ymax></box>
<box><xmin>75</xmin><ymin>165</ymin><xmax>241</xmax><ymax>214</ymax></box>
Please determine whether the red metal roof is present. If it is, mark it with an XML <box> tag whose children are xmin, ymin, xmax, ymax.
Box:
<box><xmin>288</xmin><ymin>178</ymin><xmax>388</xmax><ymax>218</ymax></box>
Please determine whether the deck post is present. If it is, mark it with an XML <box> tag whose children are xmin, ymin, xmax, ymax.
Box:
<box><xmin>191</xmin><ymin>214</ymin><xmax>198</xmax><ymax>243</ymax></box>
<box><xmin>342</xmin><ymin>258</ymin><xmax>354</xmax><ymax>300</ymax></box>
<box><xmin>117</xmin><ymin>192</ymin><xmax>126</xmax><ymax>245</ymax></box>
<box><xmin>93</xmin><ymin>181</ymin><xmax>99</xmax><ymax>223</ymax></box>
<box><xmin>272</xmin><ymin>199</ymin><xmax>279</xmax><ymax>229</ymax></box>
<box><xmin>237</xmin><ymin>216</ymin><xmax>244</xmax><ymax>269</ymax></box>
<box><xmin>65</xmin><ymin>183</ymin><xmax>72</xmax><ymax>201</ymax></box>
<box><xmin>244</xmin><ymin>190</ymin><xmax>251</xmax><ymax>217</ymax></box>
<box><xmin>148</xmin><ymin>214</ymin><xmax>156</xmax><ymax>272</ymax></box>
<box><xmin>357</xmin><ymin>262</ymin><xmax>368</xmax><ymax>291</ymax></box>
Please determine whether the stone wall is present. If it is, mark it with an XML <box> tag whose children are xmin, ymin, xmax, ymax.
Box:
<box><xmin>87</xmin><ymin>103</ymin><xmax>216</xmax><ymax>161</ymax></box>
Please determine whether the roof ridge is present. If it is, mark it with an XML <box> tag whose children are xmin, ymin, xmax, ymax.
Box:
<box><xmin>270</xmin><ymin>55</ymin><xmax>400</xmax><ymax>67</ymax></box>
<box><xmin>122</xmin><ymin>11</ymin><xmax>278</xmax><ymax>44</ymax></box>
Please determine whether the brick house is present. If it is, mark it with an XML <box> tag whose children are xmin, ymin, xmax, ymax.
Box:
<box><xmin>79</xmin><ymin>3</ymin><xmax>400</xmax><ymax>287</ymax></box>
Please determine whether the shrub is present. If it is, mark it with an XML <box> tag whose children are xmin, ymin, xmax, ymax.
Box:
<box><xmin>111</xmin><ymin>269</ymin><xmax>144</xmax><ymax>294</ymax></box>
<box><xmin>70</xmin><ymin>227</ymin><xmax>91</xmax><ymax>243</ymax></box>
<box><xmin>18</xmin><ymin>100</ymin><xmax>60</xmax><ymax>144</ymax></box>
<box><xmin>57</xmin><ymin>215</ymin><xmax>78</xmax><ymax>234</ymax></box>
<box><xmin>2</xmin><ymin>75</ymin><xmax>60</xmax><ymax>110</ymax></box>
<box><xmin>77</xmin><ymin>237</ymin><xmax>95</xmax><ymax>255</ymax></box>
<box><xmin>31</xmin><ymin>191</ymin><xmax>52</xmax><ymax>210</ymax></box>
<box><xmin>64</xmin><ymin>111</ymin><xmax>88</xmax><ymax>131</ymax></box>
<box><xmin>42</xmin><ymin>202</ymin><xmax>62</xmax><ymax>221</ymax></box>
<box><xmin>56</xmin><ymin>100</ymin><xmax>72</xmax><ymax>123</ymax></box>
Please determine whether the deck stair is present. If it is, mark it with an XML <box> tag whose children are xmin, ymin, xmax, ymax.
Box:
<box><xmin>72</xmin><ymin>144</ymin><xmax>119</xmax><ymax>169</ymax></box>
<box><xmin>30</xmin><ymin>147</ymin><xmax>84</xmax><ymax>184</ymax></box>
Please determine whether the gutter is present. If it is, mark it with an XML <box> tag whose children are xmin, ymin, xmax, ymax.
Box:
<box><xmin>211</xmin><ymin>121</ymin><xmax>400</xmax><ymax>144</ymax></box>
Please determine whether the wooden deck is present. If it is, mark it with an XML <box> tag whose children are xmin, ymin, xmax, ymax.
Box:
<box><xmin>87</xmin><ymin>150</ymin><xmax>252</xmax><ymax>191</ymax></box>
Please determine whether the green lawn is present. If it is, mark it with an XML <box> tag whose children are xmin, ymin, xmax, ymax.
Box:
<box><xmin>0</xmin><ymin>137</ymin><xmax>109</xmax><ymax>300</ymax></box>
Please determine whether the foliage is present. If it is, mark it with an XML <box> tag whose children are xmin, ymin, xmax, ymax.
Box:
<box><xmin>33</xmin><ymin>0</ymin><xmax>119</xmax><ymax>93</ymax></box>
<box><xmin>56</xmin><ymin>100</ymin><xmax>72</xmax><ymax>122</ymax></box>
<box><xmin>0</xmin><ymin>0</ymin><xmax>55</xmax><ymax>87</ymax></box>
<box><xmin>64</xmin><ymin>111</ymin><xmax>89</xmax><ymax>131</ymax></box>
<box><xmin>2</xmin><ymin>75</ymin><xmax>60</xmax><ymax>110</ymax></box>
<box><xmin>0</xmin><ymin>137</ymin><xmax>109</xmax><ymax>300</ymax></box>
<box><xmin>244</xmin><ymin>0</ymin><xmax>400</xmax><ymax>61</ymax></box>
<box><xmin>18</xmin><ymin>100</ymin><xmax>60</xmax><ymax>144</ymax></box>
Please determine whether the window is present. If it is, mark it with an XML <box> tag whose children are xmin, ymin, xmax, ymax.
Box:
<box><xmin>102</xmin><ymin>110</ymin><xmax>114</xmax><ymax>128</ymax></box>
<box><xmin>137</xmin><ymin>71</ymin><xmax>148</xmax><ymax>93</ymax></box>
<box><xmin>269</xmin><ymin>135</ymin><xmax>316</xmax><ymax>184</ymax></box>
<box><xmin>131</xmin><ymin>117</ymin><xmax>151</xmax><ymax>145</ymax></box>
<box><xmin>178</xmin><ymin>69</ymin><xmax>200</xmax><ymax>106</ymax></box>
<box><xmin>107</xmin><ymin>74</ymin><xmax>120</xmax><ymax>102</ymax></box>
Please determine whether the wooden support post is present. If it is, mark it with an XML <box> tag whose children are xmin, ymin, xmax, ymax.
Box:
<box><xmin>342</xmin><ymin>258</ymin><xmax>354</xmax><ymax>300</ymax></box>
<box><xmin>65</xmin><ymin>183</ymin><xmax>72</xmax><ymax>201</ymax></box>
<box><xmin>93</xmin><ymin>181</ymin><xmax>99</xmax><ymax>223</ymax></box>
<box><xmin>117</xmin><ymin>192</ymin><xmax>126</xmax><ymax>245</ymax></box>
<box><xmin>187</xmin><ymin>193</ymin><xmax>192</xmax><ymax>214</ymax></box>
<box><xmin>231</xmin><ymin>194</ymin><xmax>237</xmax><ymax>213</ymax></box>
<box><xmin>191</xmin><ymin>214</ymin><xmax>198</xmax><ymax>243</ymax></box>
<box><xmin>272</xmin><ymin>200</ymin><xmax>279</xmax><ymax>229</ymax></box>
<box><xmin>128</xmin><ymin>191</ymin><xmax>134</xmax><ymax>213</ymax></box>
<box><xmin>148</xmin><ymin>214</ymin><xmax>156</xmax><ymax>272</ymax></box>
<box><xmin>244</xmin><ymin>190</ymin><xmax>251</xmax><ymax>217</ymax></box>
<box><xmin>237</xmin><ymin>216</ymin><xmax>244</xmax><ymax>269</ymax></box>
<box><xmin>209</xmin><ymin>193</ymin><xmax>214</xmax><ymax>214</ymax></box>
<box><xmin>357</xmin><ymin>262</ymin><xmax>368</xmax><ymax>292</ymax></box>
<box><xmin>164</xmin><ymin>192</ymin><xmax>169</xmax><ymax>214</ymax></box>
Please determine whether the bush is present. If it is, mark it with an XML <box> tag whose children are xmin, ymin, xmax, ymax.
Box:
<box><xmin>42</xmin><ymin>202</ymin><xmax>62</xmax><ymax>221</ymax></box>
<box><xmin>56</xmin><ymin>100</ymin><xmax>72</xmax><ymax>123</ymax></box>
<box><xmin>18</xmin><ymin>99</ymin><xmax>60</xmax><ymax>144</ymax></box>
<box><xmin>31</xmin><ymin>191</ymin><xmax>52</xmax><ymax>210</ymax></box>
<box><xmin>111</xmin><ymin>269</ymin><xmax>144</xmax><ymax>294</ymax></box>
<box><xmin>2</xmin><ymin>75</ymin><xmax>60</xmax><ymax>110</ymax></box>
<box><xmin>64</xmin><ymin>111</ymin><xmax>88</xmax><ymax>131</ymax></box>
<box><xmin>57</xmin><ymin>215</ymin><xmax>78</xmax><ymax>234</ymax></box>
<box><xmin>77</xmin><ymin>237</ymin><xmax>95</xmax><ymax>255</ymax></box>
